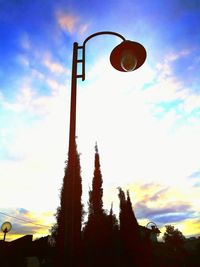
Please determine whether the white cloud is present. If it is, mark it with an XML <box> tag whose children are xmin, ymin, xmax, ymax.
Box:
<box><xmin>20</xmin><ymin>33</ymin><xmax>31</xmax><ymax>50</ymax></box>
<box><xmin>18</xmin><ymin>54</ymin><xmax>30</xmax><ymax>67</ymax></box>
<box><xmin>0</xmin><ymin>79</ymin><xmax>70</xmax><ymax>212</ymax></box>
<box><xmin>78</xmin><ymin>23</ymin><xmax>89</xmax><ymax>35</ymax></box>
<box><xmin>155</xmin><ymin>48</ymin><xmax>192</xmax><ymax>84</ymax></box>
<box><xmin>2</xmin><ymin>74</ymin><xmax>69</xmax><ymax>115</ymax></box>
<box><xmin>31</xmin><ymin>69</ymin><xmax>45</xmax><ymax>80</ymax></box>
<box><xmin>46</xmin><ymin>78</ymin><xmax>66</xmax><ymax>95</ymax></box>
<box><xmin>182</xmin><ymin>93</ymin><xmax>200</xmax><ymax>113</ymax></box>
<box><xmin>44</xmin><ymin>56</ymin><xmax>65</xmax><ymax>74</ymax></box>
<box><xmin>166</xmin><ymin>49</ymin><xmax>191</xmax><ymax>62</ymax></box>
<box><xmin>2</xmin><ymin>85</ymin><xmax>36</xmax><ymax>113</ymax></box>
<box><xmin>142</xmin><ymin>49</ymin><xmax>200</xmax><ymax>120</ymax></box>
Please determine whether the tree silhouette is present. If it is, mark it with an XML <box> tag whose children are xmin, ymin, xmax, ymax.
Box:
<box><xmin>118</xmin><ymin>188</ymin><xmax>139</xmax><ymax>265</ymax></box>
<box><xmin>118</xmin><ymin>188</ymin><xmax>152</xmax><ymax>267</ymax></box>
<box><xmin>163</xmin><ymin>225</ymin><xmax>187</xmax><ymax>266</ymax></box>
<box><xmin>54</xmin><ymin>142</ymin><xmax>83</xmax><ymax>267</ymax></box>
<box><xmin>83</xmin><ymin>144</ymin><xmax>116</xmax><ymax>267</ymax></box>
<box><xmin>163</xmin><ymin>225</ymin><xmax>185</xmax><ymax>248</ymax></box>
<box><xmin>88</xmin><ymin>143</ymin><xmax>103</xmax><ymax>216</ymax></box>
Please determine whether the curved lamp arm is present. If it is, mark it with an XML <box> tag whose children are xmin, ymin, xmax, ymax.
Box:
<box><xmin>76</xmin><ymin>31</ymin><xmax>126</xmax><ymax>81</ymax></box>
<box><xmin>83</xmin><ymin>31</ymin><xmax>126</xmax><ymax>46</ymax></box>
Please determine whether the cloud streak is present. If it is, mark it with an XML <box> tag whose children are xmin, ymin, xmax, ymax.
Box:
<box><xmin>135</xmin><ymin>200</ymin><xmax>192</xmax><ymax>220</ymax></box>
<box><xmin>44</xmin><ymin>56</ymin><xmax>65</xmax><ymax>74</ymax></box>
<box><xmin>0</xmin><ymin>208</ymin><xmax>54</xmax><ymax>241</ymax></box>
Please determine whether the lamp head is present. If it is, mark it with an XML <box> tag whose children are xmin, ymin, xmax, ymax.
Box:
<box><xmin>110</xmin><ymin>40</ymin><xmax>146</xmax><ymax>72</ymax></box>
<box><xmin>1</xmin><ymin>222</ymin><xmax>12</xmax><ymax>233</ymax></box>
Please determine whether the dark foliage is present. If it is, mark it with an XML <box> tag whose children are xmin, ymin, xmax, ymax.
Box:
<box><xmin>163</xmin><ymin>225</ymin><xmax>186</xmax><ymax>248</ymax></box>
<box><xmin>88</xmin><ymin>143</ymin><xmax>103</xmax><ymax>216</ymax></box>
<box><xmin>118</xmin><ymin>188</ymin><xmax>154</xmax><ymax>267</ymax></box>
<box><xmin>53</xmin><ymin>142</ymin><xmax>83</xmax><ymax>267</ymax></box>
<box><xmin>160</xmin><ymin>225</ymin><xmax>187</xmax><ymax>266</ymax></box>
<box><xmin>32</xmin><ymin>236</ymin><xmax>55</xmax><ymax>266</ymax></box>
<box><xmin>83</xmin><ymin>144</ymin><xmax>118</xmax><ymax>267</ymax></box>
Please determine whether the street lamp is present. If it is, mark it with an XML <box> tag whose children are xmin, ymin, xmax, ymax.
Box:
<box><xmin>1</xmin><ymin>221</ymin><xmax>12</xmax><ymax>241</ymax></box>
<box><xmin>68</xmin><ymin>31</ymin><xmax>146</xmax><ymax>168</ymax></box>
<box><xmin>146</xmin><ymin>221</ymin><xmax>161</xmax><ymax>242</ymax></box>
<box><xmin>65</xmin><ymin>31</ymin><xmax>146</xmax><ymax>266</ymax></box>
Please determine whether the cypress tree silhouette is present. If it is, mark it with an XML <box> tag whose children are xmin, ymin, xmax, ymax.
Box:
<box><xmin>55</xmin><ymin>142</ymin><xmax>83</xmax><ymax>267</ymax></box>
<box><xmin>118</xmin><ymin>188</ymin><xmax>144</xmax><ymax>267</ymax></box>
<box><xmin>83</xmin><ymin>144</ymin><xmax>114</xmax><ymax>267</ymax></box>
<box><xmin>88</xmin><ymin>143</ymin><xmax>103</xmax><ymax>216</ymax></box>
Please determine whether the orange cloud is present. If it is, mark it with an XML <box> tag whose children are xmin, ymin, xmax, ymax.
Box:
<box><xmin>56</xmin><ymin>11</ymin><xmax>89</xmax><ymax>35</ymax></box>
<box><xmin>57</xmin><ymin>12</ymin><xmax>77</xmax><ymax>33</ymax></box>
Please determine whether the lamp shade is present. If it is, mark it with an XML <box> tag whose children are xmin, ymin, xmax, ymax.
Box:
<box><xmin>110</xmin><ymin>40</ymin><xmax>146</xmax><ymax>72</ymax></box>
<box><xmin>1</xmin><ymin>222</ymin><xmax>12</xmax><ymax>233</ymax></box>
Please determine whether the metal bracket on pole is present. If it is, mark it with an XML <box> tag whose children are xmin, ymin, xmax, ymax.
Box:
<box><xmin>76</xmin><ymin>45</ymin><xmax>85</xmax><ymax>81</ymax></box>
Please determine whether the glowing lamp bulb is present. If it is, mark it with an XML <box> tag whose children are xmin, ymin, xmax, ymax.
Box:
<box><xmin>120</xmin><ymin>52</ymin><xmax>137</xmax><ymax>72</ymax></box>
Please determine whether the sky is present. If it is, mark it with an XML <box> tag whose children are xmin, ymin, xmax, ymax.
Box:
<box><xmin>0</xmin><ymin>0</ymin><xmax>200</xmax><ymax>241</ymax></box>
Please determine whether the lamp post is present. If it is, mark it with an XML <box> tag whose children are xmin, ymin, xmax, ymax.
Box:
<box><xmin>64</xmin><ymin>31</ymin><xmax>146</xmax><ymax>267</ymax></box>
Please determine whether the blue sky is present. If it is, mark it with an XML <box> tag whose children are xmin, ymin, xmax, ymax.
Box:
<box><xmin>0</xmin><ymin>0</ymin><xmax>200</xmax><ymax>240</ymax></box>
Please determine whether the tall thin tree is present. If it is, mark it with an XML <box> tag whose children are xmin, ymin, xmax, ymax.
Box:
<box><xmin>88</xmin><ymin>143</ymin><xmax>103</xmax><ymax>216</ymax></box>
<box><xmin>118</xmin><ymin>188</ymin><xmax>143</xmax><ymax>267</ymax></box>
<box><xmin>83</xmin><ymin>144</ymin><xmax>114</xmax><ymax>267</ymax></box>
<box><xmin>55</xmin><ymin>142</ymin><xmax>83</xmax><ymax>267</ymax></box>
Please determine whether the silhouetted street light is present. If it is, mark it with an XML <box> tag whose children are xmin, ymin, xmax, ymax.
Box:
<box><xmin>146</xmin><ymin>221</ymin><xmax>161</xmax><ymax>242</ymax></box>
<box><xmin>68</xmin><ymin>31</ymin><xmax>146</xmax><ymax>159</ymax></box>
<box><xmin>66</xmin><ymin>31</ymin><xmax>146</xmax><ymax>266</ymax></box>
<box><xmin>1</xmin><ymin>221</ymin><xmax>12</xmax><ymax>241</ymax></box>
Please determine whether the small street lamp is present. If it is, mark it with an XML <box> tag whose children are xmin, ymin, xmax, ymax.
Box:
<box><xmin>64</xmin><ymin>31</ymin><xmax>146</xmax><ymax>267</ymax></box>
<box><xmin>1</xmin><ymin>221</ymin><xmax>12</xmax><ymax>241</ymax></box>
<box><xmin>146</xmin><ymin>221</ymin><xmax>161</xmax><ymax>242</ymax></box>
